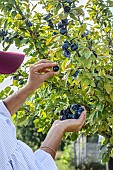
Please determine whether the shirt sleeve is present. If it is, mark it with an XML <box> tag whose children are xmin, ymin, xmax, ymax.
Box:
<box><xmin>34</xmin><ymin>149</ymin><xmax>58</xmax><ymax>170</ymax></box>
<box><xmin>0</xmin><ymin>100</ymin><xmax>11</xmax><ymax>120</ymax></box>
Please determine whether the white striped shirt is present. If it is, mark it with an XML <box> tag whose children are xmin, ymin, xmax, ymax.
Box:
<box><xmin>0</xmin><ymin>101</ymin><xmax>58</xmax><ymax>170</ymax></box>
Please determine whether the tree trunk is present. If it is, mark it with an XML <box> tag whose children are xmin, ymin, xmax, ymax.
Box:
<box><xmin>108</xmin><ymin>157</ymin><xmax>113</xmax><ymax>170</ymax></box>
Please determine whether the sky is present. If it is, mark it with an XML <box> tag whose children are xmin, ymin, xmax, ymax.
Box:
<box><xmin>0</xmin><ymin>0</ymin><xmax>113</xmax><ymax>90</ymax></box>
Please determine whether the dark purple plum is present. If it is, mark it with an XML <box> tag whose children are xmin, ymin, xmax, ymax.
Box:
<box><xmin>53</xmin><ymin>66</ymin><xmax>59</xmax><ymax>72</ymax></box>
<box><xmin>63</xmin><ymin>49</ymin><xmax>71</xmax><ymax>58</ymax></box>
<box><xmin>64</xmin><ymin>6</ymin><xmax>71</xmax><ymax>13</ymax></box>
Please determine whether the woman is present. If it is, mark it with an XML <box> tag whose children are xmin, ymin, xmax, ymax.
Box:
<box><xmin>0</xmin><ymin>51</ymin><xmax>86</xmax><ymax>170</ymax></box>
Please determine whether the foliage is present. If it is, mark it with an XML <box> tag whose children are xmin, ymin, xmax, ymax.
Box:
<box><xmin>14</xmin><ymin>114</ymin><xmax>46</xmax><ymax>151</ymax></box>
<box><xmin>61</xmin><ymin>141</ymin><xmax>75</xmax><ymax>167</ymax></box>
<box><xmin>56</xmin><ymin>159</ymin><xmax>75</xmax><ymax>170</ymax></box>
<box><xmin>0</xmin><ymin>0</ymin><xmax>113</xmax><ymax>163</ymax></box>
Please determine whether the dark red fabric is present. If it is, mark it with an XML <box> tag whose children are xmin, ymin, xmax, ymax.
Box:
<box><xmin>0</xmin><ymin>51</ymin><xmax>25</xmax><ymax>74</ymax></box>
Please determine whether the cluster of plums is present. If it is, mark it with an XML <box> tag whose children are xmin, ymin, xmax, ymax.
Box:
<box><xmin>0</xmin><ymin>29</ymin><xmax>10</xmax><ymax>42</ymax></box>
<box><xmin>57</xmin><ymin>0</ymin><xmax>72</xmax><ymax>35</ymax></box>
<box><xmin>43</xmin><ymin>14</ymin><xmax>54</xmax><ymax>28</ymax></box>
<box><xmin>62</xmin><ymin>40</ymin><xmax>78</xmax><ymax>57</ymax></box>
<box><xmin>44</xmin><ymin>0</ymin><xmax>72</xmax><ymax>34</ymax></box>
<box><xmin>0</xmin><ymin>29</ymin><xmax>7</xmax><ymax>36</ymax></box>
<box><xmin>60</xmin><ymin>104</ymin><xmax>84</xmax><ymax>120</ymax></box>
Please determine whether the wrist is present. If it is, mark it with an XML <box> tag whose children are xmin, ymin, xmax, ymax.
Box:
<box><xmin>40</xmin><ymin>120</ymin><xmax>65</xmax><ymax>159</ymax></box>
<box><xmin>24</xmin><ymin>83</ymin><xmax>35</xmax><ymax>94</ymax></box>
<box><xmin>41</xmin><ymin>121</ymin><xmax>65</xmax><ymax>149</ymax></box>
<box><xmin>52</xmin><ymin>120</ymin><xmax>65</xmax><ymax>135</ymax></box>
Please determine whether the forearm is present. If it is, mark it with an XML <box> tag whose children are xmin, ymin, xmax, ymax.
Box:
<box><xmin>40</xmin><ymin>121</ymin><xmax>65</xmax><ymax>159</ymax></box>
<box><xmin>3</xmin><ymin>84</ymin><xmax>34</xmax><ymax>116</ymax></box>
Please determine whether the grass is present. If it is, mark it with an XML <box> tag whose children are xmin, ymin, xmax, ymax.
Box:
<box><xmin>55</xmin><ymin>151</ymin><xmax>75</xmax><ymax>170</ymax></box>
<box><xmin>56</xmin><ymin>160</ymin><xmax>75</xmax><ymax>170</ymax></box>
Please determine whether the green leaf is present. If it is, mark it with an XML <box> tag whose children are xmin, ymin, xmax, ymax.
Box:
<box><xmin>102</xmin><ymin>152</ymin><xmax>110</xmax><ymax>163</ymax></box>
<box><xmin>59</xmin><ymin>13</ymin><xmax>68</xmax><ymax>20</ymax></box>
<box><xmin>70</xmin><ymin>132</ymin><xmax>78</xmax><ymax>141</ymax></box>
<box><xmin>54</xmin><ymin>3</ymin><xmax>61</xmax><ymax>15</ymax></box>
<box><xmin>85</xmin><ymin>50</ymin><xmax>92</xmax><ymax>59</ymax></box>
<box><xmin>97</xmin><ymin>102</ymin><xmax>104</xmax><ymax>112</ymax></box>
<box><xmin>70</xmin><ymin>13</ymin><xmax>77</xmax><ymax>20</ymax></box>
<box><xmin>17</xmin><ymin>116</ymin><xmax>27</xmax><ymax>124</ymax></box>
<box><xmin>104</xmin><ymin>82</ymin><xmax>112</xmax><ymax>94</ymax></box>
<box><xmin>110</xmin><ymin>92</ymin><xmax>113</xmax><ymax>101</ymax></box>
<box><xmin>95</xmin><ymin>90</ymin><xmax>104</xmax><ymax>101</ymax></box>
<box><xmin>0</xmin><ymin>75</ymin><xmax>5</xmax><ymax>83</ymax></box>
<box><xmin>108</xmin><ymin>1</ymin><xmax>113</xmax><ymax>7</ymax></box>
<box><xmin>11</xmin><ymin>11</ymin><xmax>17</xmax><ymax>17</ymax></box>
<box><xmin>4</xmin><ymin>86</ymin><xmax>11</xmax><ymax>93</ymax></box>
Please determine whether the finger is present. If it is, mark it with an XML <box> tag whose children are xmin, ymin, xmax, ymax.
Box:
<box><xmin>81</xmin><ymin>106</ymin><xmax>86</xmax><ymax>110</ymax></box>
<box><xmin>34</xmin><ymin>59</ymin><xmax>57</xmax><ymax>65</ymax></box>
<box><xmin>41</xmin><ymin>71</ymin><xmax>58</xmax><ymax>80</ymax></box>
<box><xmin>78</xmin><ymin>110</ymin><xmax>86</xmax><ymax>126</ymax></box>
<box><xmin>33</xmin><ymin>63</ymin><xmax>58</xmax><ymax>72</ymax></box>
<box><xmin>38</xmin><ymin>69</ymin><xmax>50</xmax><ymax>73</ymax></box>
<box><xmin>38</xmin><ymin>69</ymin><xmax>56</xmax><ymax>73</ymax></box>
<box><xmin>37</xmin><ymin>67</ymin><xmax>55</xmax><ymax>73</ymax></box>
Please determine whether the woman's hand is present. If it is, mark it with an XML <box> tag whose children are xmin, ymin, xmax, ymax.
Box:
<box><xmin>26</xmin><ymin>59</ymin><xmax>58</xmax><ymax>93</ymax></box>
<box><xmin>3</xmin><ymin>59</ymin><xmax>58</xmax><ymax>116</ymax></box>
<box><xmin>41</xmin><ymin>107</ymin><xmax>86</xmax><ymax>159</ymax></box>
<box><xmin>53</xmin><ymin>106</ymin><xmax>86</xmax><ymax>133</ymax></box>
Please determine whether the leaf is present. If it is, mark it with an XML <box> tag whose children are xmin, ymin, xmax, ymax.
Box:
<box><xmin>72</xmin><ymin>78</ymin><xmax>81</xmax><ymax>85</ymax></box>
<box><xmin>59</xmin><ymin>13</ymin><xmax>68</xmax><ymax>20</ymax></box>
<box><xmin>47</xmin><ymin>4</ymin><xmax>53</xmax><ymax>11</ymax></box>
<box><xmin>70</xmin><ymin>13</ymin><xmax>77</xmax><ymax>20</ymax></box>
<box><xmin>102</xmin><ymin>152</ymin><xmax>110</xmax><ymax>163</ymax></box>
<box><xmin>61</xmin><ymin>58</ymin><xmax>69</xmax><ymax>71</ymax></box>
<box><xmin>110</xmin><ymin>136</ymin><xmax>113</xmax><ymax>144</ymax></box>
<box><xmin>15</xmin><ymin>14</ymin><xmax>22</xmax><ymax>19</ymax></box>
<box><xmin>104</xmin><ymin>82</ymin><xmax>112</xmax><ymax>94</ymax></box>
<box><xmin>110</xmin><ymin>92</ymin><xmax>113</xmax><ymax>101</ymax></box>
<box><xmin>46</xmin><ymin>37</ymin><xmax>56</xmax><ymax>45</ymax></box>
<box><xmin>108</xmin><ymin>1</ymin><xmax>113</xmax><ymax>7</ymax></box>
<box><xmin>84</xmin><ymin>58</ymin><xmax>92</xmax><ymax>69</ymax></box>
<box><xmin>79</xmin><ymin>23</ymin><xmax>87</xmax><ymax>34</ymax></box>
<box><xmin>85</xmin><ymin>50</ymin><xmax>92</xmax><ymax>59</ymax></box>
<box><xmin>0</xmin><ymin>75</ymin><xmax>5</xmax><ymax>83</ymax></box>
<box><xmin>4</xmin><ymin>20</ymin><xmax>8</xmax><ymax>30</ymax></box>
<box><xmin>97</xmin><ymin>102</ymin><xmax>104</xmax><ymax>112</ymax></box>
<box><xmin>74</xmin><ymin>7</ymin><xmax>84</xmax><ymax>16</ymax></box>
<box><xmin>17</xmin><ymin>116</ymin><xmax>27</xmax><ymax>124</ymax></box>
<box><xmin>54</xmin><ymin>3</ymin><xmax>61</xmax><ymax>15</ymax></box>
<box><xmin>38</xmin><ymin>128</ymin><xmax>43</xmax><ymax>132</ymax></box>
<box><xmin>89</xmin><ymin>110</ymin><xmax>98</xmax><ymax>125</ymax></box>
<box><xmin>70</xmin><ymin>132</ymin><xmax>78</xmax><ymax>141</ymax></box>
<box><xmin>11</xmin><ymin>11</ymin><xmax>17</xmax><ymax>17</ymax></box>
<box><xmin>95</xmin><ymin>90</ymin><xmax>104</xmax><ymax>101</ymax></box>
<box><xmin>5</xmin><ymin>86</ymin><xmax>11</xmax><ymax>93</ymax></box>
<box><xmin>104</xmin><ymin>27</ymin><xmax>111</xmax><ymax>33</ymax></box>
<box><xmin>32</xmin><ymin>3</ymin><xmax>38</xmax><ymax>11</ymax></box>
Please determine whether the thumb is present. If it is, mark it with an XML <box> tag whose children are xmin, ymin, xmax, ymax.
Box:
<box><xmin>78</xmin><ymin>110</ymin><xmax>86</xmax><ymax>127</ymax></box>
<box><xmin>41</xmin><ymin>71</ymin><xmax>58</xmax><ymax>81</ymax></box>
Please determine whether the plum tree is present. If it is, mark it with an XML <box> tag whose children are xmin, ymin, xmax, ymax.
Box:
<box><xmin>0</xmin><ymin>0</ymin><xmax>113</xmax><ymax>164</ymax></box>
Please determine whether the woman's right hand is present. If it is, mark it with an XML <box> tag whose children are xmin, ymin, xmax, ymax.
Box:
<box><xmin>26</xmin><ymin>59</ymin><xmax>58</xmax><ymax>93</ymax></box>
